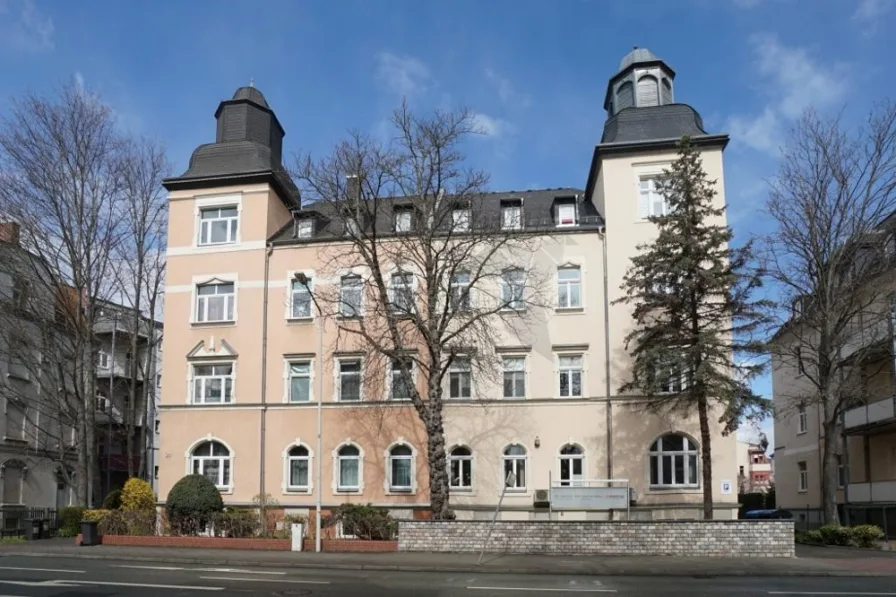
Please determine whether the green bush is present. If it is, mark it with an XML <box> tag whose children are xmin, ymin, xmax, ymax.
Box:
<box><xmin>57</xmin><ymin>506</ymin><xmax>85</xmax><ymax>537</ymax></box>
<box><xmin>82</xmin><ymin>509</ymin><xmax>111</xmax><ymax>523</ymax></box>
<box><xmin>121</xmin><ymin>478</ymin><xmax>155</xmax><ymax>512</ymax></box>
<box><xmin>102</xmin><ymin>489</ymin><xmax>122</xmax><ymax>510</ymax></box>
<box><xmin>210</xmin><ymin>509</ymin><xmax>261</xmax><ymax>538</ymax></box>
<box><xmin>795</xmin><ymin>530</ymin><xmax>824</xmax><ymax>545</ymax></box>
<box><xmin>95</xmin><ymin>510</ymin><xmax>156</xmax><ymax>536</ymax></box>
<box><xmin>818</xmin><ymin>524</ymin><xmax>853</xmax><ymax>546</ymax></box>
<box><xmin>851</xmin><ymin>524</ymin><xmax>885</xmax><ymax>548</ymax></box>
<box><xmin>166</xmin><ymin>474</ymin><xmax>224</xmax><ymax>536</ymax></box>
<box><xmin>334</xmin><ymin>504</ymin><xmax>397</xmax><ymax>540</ymax></box>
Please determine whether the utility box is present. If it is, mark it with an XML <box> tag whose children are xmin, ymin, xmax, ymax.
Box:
<box><xmin>290</xmin><ymin>522</ymin><xmax>304</xmax><ymax>552</ymax></box>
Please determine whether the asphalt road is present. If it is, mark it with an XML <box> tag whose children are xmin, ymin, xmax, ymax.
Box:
<box><xmin>0</xmin><ymin>554</ymin><xmax>894</xmax><ymax>596</ymax></box>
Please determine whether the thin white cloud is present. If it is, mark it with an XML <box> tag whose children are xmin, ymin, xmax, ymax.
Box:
<box><xmin>485</xmin><ymin>68</ymin><xmax>531</xmax><ymax>110</ymax></box>
<box><xmin>0</xmin><ymin>0</ymin><xmax>54</xmax><ymax>53</ymax></box>
<box><xmin>725</xmin><ymin>34</ymin><xmax>847</xmax><ymax>155</ymax></box>
<box><xmin>375</xmin><ymin>52</ymin><xmax>434</xmax><ymax>98</ymax></box>
<box><xmin>472</xmin><ymin>112</ymin><xmax>512</xmax><ymax>139</ymax></box>
<box><xmin>852</xmin><ymin>0</ymin><xmax>894</xmax><ymax>35</ymax></box>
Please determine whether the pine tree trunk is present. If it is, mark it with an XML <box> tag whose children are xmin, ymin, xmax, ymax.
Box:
<box><xmin>821</xmin><ymin>417</ymin><xmax>841</xmax><ymax>525</ymax></box>
<box><xmin>697</xmin><ymin>396</ymin><xmax>714</xmax><ymax>520</ymax></box>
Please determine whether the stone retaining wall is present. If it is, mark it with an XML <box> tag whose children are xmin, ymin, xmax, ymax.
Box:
<box><xmin>398</xmin><ymin>520</ymin><xmax>794</xmax><ymax>558</ymax></box>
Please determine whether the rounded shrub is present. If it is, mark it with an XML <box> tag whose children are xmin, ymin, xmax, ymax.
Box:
<box><xmin>851</xmin><ymin>524</ymin><xmax>885</xmax><ymax>548</ymax></box>
<box><xmin>818</xmin><ymin>524</ymin><xmax>853</xmax><ymax>546</ymax></box>
<box><xmin>102</xmin><ymin>489</ymin><xmax>122</xmax><ymax>510</ymax></box>
<box><xmin>121</xmin><ymin>478</ymin><xmax>155</xmax><ymax>512</ymax></box>
<box><xmin>165</xmin><ymin>474</ymin><xmax>223</xmax><ymax>536</ymax></box>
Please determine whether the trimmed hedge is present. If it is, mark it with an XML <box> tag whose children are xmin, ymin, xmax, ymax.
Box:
<box><xmin>166</xmin><ymin>474</ymin><xmax>224</xmax><ymax>536</ymax></box>
<box><xmin>796</xmin><ymin>524</ymin><xmax>886</xmax><ymax>548</ymax></box>
<box><xmin>57</xmin><ymin>506</ymin><xmax>86</xmax><ymax>537</ymax></box>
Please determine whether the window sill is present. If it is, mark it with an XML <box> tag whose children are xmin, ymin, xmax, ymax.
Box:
<box><xmin>648</xmin><ymin>485</ymin><xmax>700</xmax><ymax>492</ymax></box>
<box><xmin>555</xmin><ymin>307</ymin><xmax>584</xmax><ymax>314</ymax></box>
<box><xmin>335</xmin><ymin>488</ymin><xmax>361</xmax><ymax>494</ymax></box>
<box><xmin>386</xmin><ymin>490</ymin><xmax>415</xmax><ymax>496</ymax></box>
<box><xmin>217</xmin><ymin>488</ymin><xmax>234</xmax><ymax>495</ymax></box>
<box><xmin>797</xmin><ymin>489</ymin><xmax>808</xmax><ymax>494</ymax></box>
<box><xmin>189</xmin><ymin>401</ymin><xmax>235</xmax><ymax>407</ymax></box>
<box><xmin>449</xmin><ymin>487</ymin><xmax>474</xmax><ymax>494</ymax></box>
<box><xmin>285</xmin><ymin>399</ymin><xmax>314</xmax><ymax>405</ymax></box>
<box><xmin>3</xmin><ymin>437</ymin><xmax>27</xmax><ymax>444</ymax></box>
<box><xmin>286</xmin><ymin>316</ymin><xmax>315</xmax><ymax>324</ymax></box>
<box><xmin>191</xmin><ymin>320</ymin><xmax>237</xmax><ymax>328</ymax></box>
<box><xmin>556</xmin><ymin>395</ymin><xmax>584</xmax><ymax>400</ymax></box>
<box><xmin>196</xmin><ymin>242</ymin><xmax>238</xmax><ymax>249</ymax></box>
<box><xmin>504</xmin><ymin>488</ymin><xmax>529</xmax><ymax>495</ymax></box>
<box><xmin>284</xmin><ymin>488</ymin><xmax>312</xmax><ymax>495</ymax></box>
<box><xmin>797</xmin><ymin>430</ymin><xmax>807</xmax><ymax>436</ymax></box>
<box><xmin>336</xmin><ymin>315</ymin><xmax>364</xmax><ymax>322</ymax></box>
<box><xmin>499</xmin><ymin>308</ymin><xmax>527</xmax><ymax>314</ymax></box>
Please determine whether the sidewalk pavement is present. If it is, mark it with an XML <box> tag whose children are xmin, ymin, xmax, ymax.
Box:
<box><xmin>0</xmin><ymin>539</ymin><xmax>894</xmax><ymax>577</ymax></box>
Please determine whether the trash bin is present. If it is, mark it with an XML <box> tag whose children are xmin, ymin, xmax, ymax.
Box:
<box><xmin>23</xmin><ymin>519</ymin><xmax>41</xmax><ymax>541</ymax></box>
<box><xmin>80</xmin><ymin>520</ymin><xmax>99</xmax><ymax>546</ymax></box>
<box><xmin>40</xmin><ymin>519</ymin><xmax>50</xmax><ymax>539</ymax></box>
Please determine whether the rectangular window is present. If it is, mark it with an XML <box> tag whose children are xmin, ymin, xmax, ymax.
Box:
<box><xmin>837</xmin><ymin>455</ymin><xmax>846</xmax><ymax>488</ymax></box>
<box><xmin>659</xmin><ymin>364</ymin><xmax>685</xmax><ymax>394</ymax></box>
<box><xmin>558</xmin><ymin>355</ymin><xmax>583</xmax><ymax>398</ymax></box>
<box><xmin>501</xmin><ymin>269</ymin><xmax>525</xmax><ymax>310</ymax></box>
<box><xmin>451</xmin><ymin>208</ymin><xmax>471</xmax><ymax>232</ymax></box>
<box><xmin>639</xmin><ymin>177</ymin><xmax>667</xmax><ymax>219</ymax></box>
<box><xmin>798</xmin><ymin>461</ymin><xmax>808</xmax><ymax>492</ymax></box>
<box><xmin>394</xmin><ymin>207</ymin><xmax>413</xmax><ymax>233</ymax></box>
<box><xmin>389</xmin><ymin>273</ymin><xmax>414</xmax><ymax>314</ymax></box>
<box><xmin>556</xmin><ymin>202</ymin><xmax>577</xmax><ymax>226</ymax></box>
<box><xmin>288</xmin><ymin>361</ymin><xmax>312</xmax><ymax>403</ymax></box>
<box><xmin>450</xmin><ymin>271</ymin><xmax>471</xmax><ymax>311</ymax></box>
<box><xmin>199</xmin><ymin>207</ymin><xmax>239</xmax><ymax>245</ymax></box>
<box><xmin>338</xmin><ymin>359</ymin><xmax>362</xmax><ymax>402</ymax></box>
<box><xmin>798</xmin><ymin>405</ymin><xmax>808</xmax><ymax>434</ymax></box>
<box><xmin>502</xmin><ymin>357</ymin><xmax>526</xmax><ymax>399</ymax></box>
<box><xmin>196</xmin><ymin>282</ymin><xmax>235</xmax><ymax>323</ymax></box>
<box><xmin>449</xmin><ymin>358</ymin><xmax>472</xmax><ymax>399</ymax></box>
<box><xmin>501</xmin><ymin>202</ymin><xmax>522</xmax><ymax>230</ymax></box>
<box><xmin>391</xmin><ymin>358</ymin><xmax>414</xmax><ymax>401</ymax></box>
<box><xmin>5</xmin><ymin>399</ymin><xmax>25</xmax><ymax>441</ymax></box>
<box><xmin>2</xmin><ymin>466</ymin><xmax>22</xmax><ymax>504</ymax></box>
<box><xmin>297</xmin><ymin>219</ymin><xmax>313</xmax><ymax>239</ymax></box>
<box><xmin>98</xmin><ymin>351</ymin><xmax>109</xmax><ymax>369</ymax></box>
<box><xmin>340</xmin><ymin>276</ymin><xmax>362</xmax><ymax>317</ymax></box>
<box><xmin>290</xmin><ymin>278</ymin><xmax>312</xmax><ymax>318</ymax></box>
<box><xmin>557</xmin><ymin>266</ymin><xmax>582</xmax><ymax>309</ymax></box>
<box><xmin>191</xmin><ymin>364</ymin><xmax>234</xmax><ymax>404</ymax></box>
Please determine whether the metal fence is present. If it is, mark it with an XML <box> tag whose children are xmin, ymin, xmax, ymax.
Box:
<box><xmin>0</xmin><ymin>506</ymin><xmax>58</xmax><ymax>537</ymax></box>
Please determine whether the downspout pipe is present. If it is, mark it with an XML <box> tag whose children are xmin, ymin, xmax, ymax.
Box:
<box><xmin>599</xmin><ymin>225</ymin><xmax>614</xmax><ymax>484</ymax></box>
<box><xmin>260</xmin><ymin>243</ymin><xmax>273</xmax><ymax>532</ymax></box>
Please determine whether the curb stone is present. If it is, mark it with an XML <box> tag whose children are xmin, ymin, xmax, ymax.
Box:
<box><xmin>0</xmin><ymin>551</ymin><xmax>881</xmax><ymax>578</ymax></box>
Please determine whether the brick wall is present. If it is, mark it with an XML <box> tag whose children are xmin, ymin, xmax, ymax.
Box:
<box><xmin>75</xmin><ymin>534</ymin><xmax>290</xmax><ymax>551</ymax></box>
<box><xmin>398</xmin><ymin>520</ymin><xmax>794</xmax><ymax>558</ymax></box>
<box><xmin>302</xmin><ymin>539</ymin><xmax>398</xmax><ymax>552</ymax></box>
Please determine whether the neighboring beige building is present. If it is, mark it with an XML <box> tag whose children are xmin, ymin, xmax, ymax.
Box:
<box><xmin>158</xmin><ymin>48</ymin><xmax>739</xmax><ymax>521</ymax></box>
<box><xmin>736</xmin><ymin>440</ymin><xmax>773</xmax><ymax>494</ymax></box>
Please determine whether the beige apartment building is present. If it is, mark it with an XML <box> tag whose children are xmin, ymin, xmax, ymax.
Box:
<box><xmin>157</xmin><ymin>48</ymin><xmax>739</xmax><ymax>521</ymax></box>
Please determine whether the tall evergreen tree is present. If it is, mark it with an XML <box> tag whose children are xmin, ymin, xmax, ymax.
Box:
<box><xmin>617</xmin><ymin>137</ymin><xmax>769</xmax><ymax>519</ymax></box>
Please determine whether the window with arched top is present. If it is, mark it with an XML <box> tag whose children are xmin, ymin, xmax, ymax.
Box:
<box><xmin>191</xmin><ymin>441</ymin><xmax>231</xmax><ymax>489</ymax></box>
<box><xmin>286</xmin><ymin>444</ymin><xmax>311</xmax><ymax>492</ymax></box>
<box><xmin>649</xmin><ymin>434</ymin><xmax>698</xmax><ymax>488</ymax></box>
<box><xmin>559</xmin><ymin>444</ymin><xmax>584</xmax><ymax>487</ymax></box>
<box><xmin>336</xmin><ymin>444</ymin><xmax>362</xmax><ymax>492</ymax></box>
<box><xmin>637</xmin><ymin>75</ymin><xmax>659</xmax><ymax>107</ymax></box>
<box><xmin>502</xmin><ymin>444</ymin><xmax>527</xmax><ymax>490</ymax></box>
<box><xmin>448</xmin><ymin>446</ymin><xmax>473</xmax><ymax>490</ymax></box>
<box><xmin>388</xmin><ymin>444</ymin><xmax>414</xmax><ymax>492</ymax></box>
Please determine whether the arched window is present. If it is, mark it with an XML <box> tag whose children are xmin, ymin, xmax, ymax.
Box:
<box><xmin>190</xmin><ymin>441</ymin><xmax>231</xmax><ymax>489</ymax></box>
<box><xmin>559</xmin><ymin>444</ymin><xmax>584</xmax><ymax>487</ymax></box>
<box><xmin>616</xmin><ymin>81</ymin><xmax>634</xmax><ymax>111</ymax></box>
<box><xmin>649</xmin><ymin>434</ymin><xmax>698</xmax><ymax>488</ymax></box>
<box><xmin>502</xmin><ymin>444</ymin><xmax>527</xmax><ymax>490</ymax></box>
<box><xmin>449</xmin><ymin>446</ymin><xmax>473</xmax><ymax>490</ymax></box>
<box><xmin>388</xmin><ymin>444</ymin><xmax>414</xmax><ymax>492</ymax></box>
<box><xmin>286</xmin><ymin>444</ymin><xmax>311</xmax><ymax>491</ymax></box>
<box><xmin>336</xmin><ymin>444</ymin><xmax>361</xmax><ymax>492</ymax></box>
<box><xmin>661</xmin><ymin>78</ymin><xmax>673</xmax><ymax>105</ymax></box>
<box><xmin>637</xmin><ymin>75</ymin><xmax>659</xmax><ymax>107</ymax></box>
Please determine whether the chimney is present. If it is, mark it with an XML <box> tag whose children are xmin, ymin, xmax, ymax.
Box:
<box><xmin>346</xmin><ymin>174</ymin><xmax>361</xmax><ymax>202</ymax></box>
<box><xmin>0</xmin><ymin>222</ymin><xmax>20</xmax><ymax>245</ymax></box>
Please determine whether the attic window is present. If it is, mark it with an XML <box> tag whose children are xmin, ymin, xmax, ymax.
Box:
<box><xmin>297</xmin><ymin>220</ymin><xmax>313</xmax><ymax>239</ymax></box>
<box><xmin>501</xmin><ymin>200</ymin><xmax>522</xmax><ymax>231</ymax></box>
<box><xmin>555</xmin><ymin>200</ymin><xmax>577</xmax><ymax>227</ymax></box>
<box><xmin>394</xmin><ymin>206</ymin><xmax>414</xmax><ymax>233</ymax></box>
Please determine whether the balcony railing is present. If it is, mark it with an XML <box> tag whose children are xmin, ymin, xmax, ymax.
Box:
<box><xmin>847</xmin><ymin>480</ymin><xmax>896</xmax><ymax>503</ymax></box>
<box><xmin>96</xmin><ymin>362</ymin><xmax>144</xmax><ymax>381</ymax></box>
<box><xmin>844</xmin><ymin>397</ymin><xmax>896</xmax><ymax>430</ymax></box>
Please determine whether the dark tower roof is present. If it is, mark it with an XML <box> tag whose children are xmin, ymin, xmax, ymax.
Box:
<box><xmin>163</xmin><ymin>85</ymin><xmax>299</xmax><ymax>206</ymax></box>
<box><xmin>618</xmin><ymin>47</ymin><xmax>660</xmax><ymax>72</ymax></box>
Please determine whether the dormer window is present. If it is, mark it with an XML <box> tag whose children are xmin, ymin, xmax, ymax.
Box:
<box><xmin>501</xmin><ymin>200</ymin><xmax>522</xmax><ymax>231</ymax></box>
<box><xmin>555</xmin><ymin>200</ymin><xmax>577</xmax><ymax>227</ymax></box>
<box><xmin>394</xmin><ymin>206</ymin><xmax>413</xmax><ymax>233</ymax></box>
<box><xmin>452</xmin><ymin>206</ymin><xmax>471</xmax><ymax>232</ymax></box>
<box><xmin>297</xmin><ymin>219</ymin><xmax>313</xmax><ymax>239</ymax></box>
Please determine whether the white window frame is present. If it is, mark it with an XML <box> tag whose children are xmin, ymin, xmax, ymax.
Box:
<box><xmin>501</xmin><ymin>269</ymin><xmax>525</xmax><ymax>310</ymax></box>
<box><xmin>502</xmin><ymin>202</ymin><xmax>522</xmax><ymax>230</ymax></box>
<box><xmin>448</xmin><ymin>358</ymin><xmax>472</xmax><ymax>399</ymax></box>
<box><xmin>638</xmin><ymin>176</ymin><xmax>667</xmax><ymax>219</ymax></box>
<box><xmin>386</xmin><ymin>442</ymin><xmax>416</xmax><ymax>493</ymax></box>
<box><xmin>450</xmin><ymin>271</ymin><xmax>472</xmax><ymax>311</ymax></box>
<box><xmin>557</xmin><ymin>266</ymin><xmax>582</xmax><ymax>309</ymax></box>
<box><xmin>188</xmin><ymin>439</ymin><xmax>233</xmax><ymax>491</ymax></box>
<box><xmin>296</xmin><ymin>219</ymin><xmax>313</xmax><ymax>239</ymax></box>
<box><xmin>195</xmin><ymin>281</ymin><xmax>236</xmax><ymax>323</ymax></box>
<box><xmin>448</xmin><ymin>445</ymin><xmax>473</xmax><ymax>491</ymax></box>
<box><xmin>98</xmin><ymin>350</ymin><xmax>110</xmax><ymax>369</ymax></box>
<box><xmin>502</xmin><ymin>356</ymin><xmax>526</xmax><ymax>399</ymax></box>
<box><xmin>198</xmin><ymin>203</ymin><xmax>240</xmax><ymax>246</ymax></box>
<box><xmin>556</xmin><ymin>202</ymin><xmax>577</xmax><ymax>227</ymax></box>
<box><xmin>336</xmin><ymin>358</ymin><xmax>363</xmax><ymax>402</ymax></box>
<box><xmin>333</xmin><ymin>442</ymin><xmax>364</xmax><ymax>493</ymax></box>
<box><xmin>649</xmin><ymin>434</ymin><xmax>699</xmax><ymax>489</ymax></box>
<box><xmin>797</xmin><ymin>405</ymin><xmax>808</xmax><ymax>434</ymax></box>
<box><xmin>190</xmin><ymin>362</ymin><xmax>235</xmax><ymax>405</ymax></box>
<box><xmin>394</xmin><ymin>207</ymin><xmax>413</xmax><ymax>233</ymax></box>
<box><xmin>390</xmin><ymin>357</ymin><xmax>415</xmax><ymax>401</ymax></box>
<box><xmin>289</xmin><ymin>277</ymin><xmax>313</xmax><ymax>319</ymax></box>
<box><xmin>451</xmin><ymin>207</ymin><xmax>471</xmax><ymax>232</ymax></box>
<box><xmin>284</xmin><ymin>442</ymin><xmax>313</xmax><ymax>493</ymax></box>
<box><xmin>389</xmin><ymin>272</ymin><xmax>415</xmax><ymax>314</ymax></box>
<box><xmin>502</xmin><ymin>444</ymin><xmax>528</xmax><ymax>491</ymax></box>
<box><xmin>798</xmin><ymin>460</ymin><xmax>808</xmax><ymax>492</ymax></box>
<box><xmin>558</xmin><ymin>354</ymin><xmax>583</xmax><ymax>398</ymax></box>
<box><xmin>339</xmin><ymin>275</ymin><xmax>363</xmax><ymax>317</ymax></box>
<box><xmin>286</xmin><ymin>360</ymin><xmax>313</xmax><ymax>403</ymax></box>
<box><xmin>558</xmin><ymin>444</ymin><xmax>585</xmax><ymax>487</ymax></box>
<box><xmin>837</xmin><ymin>454</ymin><xmax>846</xmax><ymax>489</ymax></box>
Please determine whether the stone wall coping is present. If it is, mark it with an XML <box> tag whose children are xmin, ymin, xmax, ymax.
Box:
<box><xmin>400</xmin><ymin>519</ymin><xmax>792</xmax><ymax>525</ymax></box>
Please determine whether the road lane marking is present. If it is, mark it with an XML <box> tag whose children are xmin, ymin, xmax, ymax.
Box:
<box><xmin>112</xmin><ymin>565</ymin><xmax>286</xmax><ymax>575</ymax></box>
<box><xmin>111</xmin><ymin>565</ymin><xmax>183</xmax><ymax>571</ymax></box>
<box><xmin>0</xmin><ymin>579</ymin><xmax>223</xmax><ymax>591</ymax></box>
<box><xmin>467</xmin><ymin>588</ymin><xmax>617</xmax><ymax>593</ymax></box>
<box><xmin>769</xmin><ymin>593</ymin><xmax>896</xmax><ymax>596</ymax></box>
<box><xmin>0</xmin><ymin>567</ymin><xmax>84</xmax><ymax>574</ymax></box>
<box><xmin>200</xmin><ymin>576</ymin><xmax>330</xmax><ymax>585</ymax></box>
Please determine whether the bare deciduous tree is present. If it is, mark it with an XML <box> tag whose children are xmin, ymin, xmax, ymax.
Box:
<box><xmin>292</xmin><ymin>104</ymin><xmax>548</xmax><ymax>518</ymax></box>
<box><xmin>765</xmin><ymin>103</ymin><xmax>896</xmax><ymax>525</ymax></box>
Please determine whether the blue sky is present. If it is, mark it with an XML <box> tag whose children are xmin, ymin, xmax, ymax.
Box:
<box><xmin>2</xmin><ymin>0</ymin><xmax>895</xmax><ymax>448</ymax></box>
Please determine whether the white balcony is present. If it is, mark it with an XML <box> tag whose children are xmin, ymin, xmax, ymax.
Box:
<box><xmin>847</xmin><ymin>480</ymin><xmax>896</xmax><ymax>503</ymax></box>
<box><xmin>844</xmin><ymin>397</ymin><xmax>896</xmax><ymax>430</ymax></box>
<box><xmin>751</xmin><ymin>462</ymin><xmax>773</xmax><ymax>473</ymax></box>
